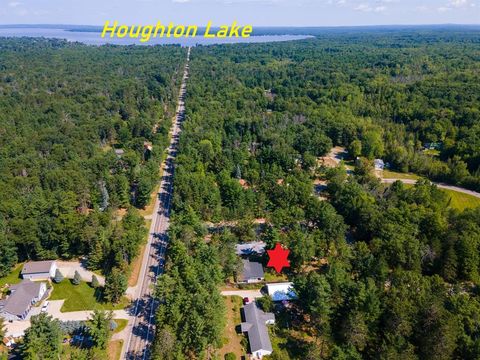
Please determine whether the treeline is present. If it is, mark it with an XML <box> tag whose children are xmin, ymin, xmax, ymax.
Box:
<box><xmin>153</xmin><ymin>30</ymin><xmax>480</xmax><ymax>360</ymax></box>
<box><xmin>0</xmin><ymin>38</ymin><xmax>186</xmax><ymax>276</ymax></box>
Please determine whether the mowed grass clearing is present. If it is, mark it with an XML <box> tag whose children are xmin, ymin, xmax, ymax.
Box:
<box><xmin>382</xmin><ymin>170</ymin><xmax>422</xmax><ymax>180</ymax></box>
<box><xmin>50</xmin><ymin>281</ymin><xmax>129</xmax><ymax>312</ymax></box>
<box><xmin>0</xmin><ymin>263</ymin><xmax>23</xmax><ymax>288</ymax></box>
<box><xmin>444</xmin><ymin>189</ymin><xmax>480</xmax><ymax>211</ymax></box>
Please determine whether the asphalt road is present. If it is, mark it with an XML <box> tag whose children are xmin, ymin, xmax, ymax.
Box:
<box><xmin>122</xmin><ymin>47</ymin><xmax>190</xmax><ymax>360</ymax></box>
<box><xmin>382</xmin><ymin>178</ymin><xmax>480</xmax><ymax>199</ymax></box>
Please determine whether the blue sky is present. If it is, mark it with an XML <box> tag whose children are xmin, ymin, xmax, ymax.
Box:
<box><xmin>0</xmin><ymin>0</ymin><xmax>479</xmax><ymax>26</ymax></box>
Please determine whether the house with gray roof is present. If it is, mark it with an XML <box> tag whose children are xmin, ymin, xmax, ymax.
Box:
<box><xmin>237</xmin><ymin>259</ymin><xmax>264</xmax><ymax>284</ymax></box>
<box><xmin>21</xmin><ymin>260</ymin><xmax>57</xmax><ymax>281</ymax></box>
<box><xmin>241</xmin><ymin>302</ymin><xmax>275</xmax><ymax>359</ymax></box>
<box><xmin>0</xmin><ymin>280</ymin><xmax>47</xmax><ymax>321</ymax></box>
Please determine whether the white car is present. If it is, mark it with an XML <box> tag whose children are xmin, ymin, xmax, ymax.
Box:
<box><xmin>41</xmin><ymin>301</ymin><xmax>49</xmax><ymax>312</ymax></box>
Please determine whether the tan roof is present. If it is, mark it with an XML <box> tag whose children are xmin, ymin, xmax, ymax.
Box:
<box><xmin>21</xmin><ymin>260</ymin><xmax>55</xmax><ymax>275</ymax></box>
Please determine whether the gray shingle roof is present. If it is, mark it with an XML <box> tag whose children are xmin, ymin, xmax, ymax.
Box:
<box><xmin>241</xmin><ymin>302</ymin><xmax>275</xmax><ymax>354</ymax></box>
<box><xmin>239</xmin><ymin>259</ymin><xmax>264</xmax><ymax>281</ymax></box>
<box><xmin>2</xmin><ymin>280</ymin><xmax>43</xmax><ymax>317</ymax></box>
<box><xmin>21</xmin><ymin>261</ymin><xmax>55</xmax><ymax>275</ymax></box>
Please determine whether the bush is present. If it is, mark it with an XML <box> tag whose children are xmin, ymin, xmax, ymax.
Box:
<box><xmin>225</xmin><ymin>353</ymin><xmax>236</xmax><ymax>360</ymax></box>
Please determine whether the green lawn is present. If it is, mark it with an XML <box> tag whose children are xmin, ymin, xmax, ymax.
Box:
<box><xmin>0</xmin><ymin>263</ymin><xmax>23</xmax><ymax>289</ymax></box>
<box><xmin>443</xmin><ymin>189</ymin><xmax>480</xmax><ymax>211</ymax></box>
<box><xmin>382</xmin><ymin>170</ymin><xmax>422</xmax><ymax>180</ymax></box>
<box><xmin>113</xmin><ymin>319</ymin><xmax>128</xmax><ymax>334</ymax></box>
<box><xmin>49</xmin><ymin>281</ymin><xmax>129</xmax><ymax>312</ymax></box>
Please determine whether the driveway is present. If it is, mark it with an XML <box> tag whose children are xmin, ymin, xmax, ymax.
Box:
<box><xmin>5</xmin><ymin>300</ymin><xmax>129</xmax><ymax>337</ymax></box>
<box><xmin>57</xmin><ymin>261</ymin><xmax>105</xmax><ymax>286</ymax></box>
<box><xmin>220</xmin><ymin>289</ymin><xmax>263</xmax><ymax>299</ymax></box>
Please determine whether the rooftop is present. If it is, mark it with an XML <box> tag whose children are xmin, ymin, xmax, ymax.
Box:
<box><xmin>241</xmin><ymin>302</ymin><xmax>275</xmax><ymax>354</ymax></box>
<box><xmin>266</xmin><ymin>282</ymin><xmax>297</xmax><ymax>302</ymax></box>
<box><xmin>21</xmin><ymin>260</ymin><xmax>55</xmax><ymax>275</ymax></box>
<box><xmin>2</xmin><ymin>280</ymin><xmax>43</xmax><ymax>317</ymax></box>
<box><xmin>239</xmin><ymin>259</ymin><xmax>264</xmax><ymax>281</ymax></box>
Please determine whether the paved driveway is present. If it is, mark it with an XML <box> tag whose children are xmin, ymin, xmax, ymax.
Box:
<box><xmin>57</xmin><ymin>261</ymin><xmax>105</xmax><ymax>285</ymax></box>
<box><xmin>5</xmin><ymin>300</ymin><xmax>129</xmax><ymax>337</ymax></box>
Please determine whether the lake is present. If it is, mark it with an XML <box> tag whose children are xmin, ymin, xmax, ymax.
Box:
<box><xmin>0</xmin><ymin>26</ymin><xmax>312</xmax><ymax>46</ymax></box>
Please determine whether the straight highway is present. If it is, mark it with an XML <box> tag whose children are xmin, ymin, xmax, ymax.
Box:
<box><xmin>122</xmin><ymin>46</ymin><xmax>190</xmax><ymax>360</ymax></box>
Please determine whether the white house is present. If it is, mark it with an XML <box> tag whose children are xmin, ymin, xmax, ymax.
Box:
<box><xmin>241</xmin><ymin>302</ymin><xmax>275</xmax><ymax>359</ymax></box>
<box><xmin>0</xmin><ymin>280</ymin><xmax>47</xmax><ymax>321</ymax></box>
<box><xmin>21</xmin><ymin>260</ymin><xmax>57</xmax><ymax>281</ymax></box>
<box><xmin>266</xmin><ymin>282</ymin><xmax>297</xmax><ymax>302</ymax></box>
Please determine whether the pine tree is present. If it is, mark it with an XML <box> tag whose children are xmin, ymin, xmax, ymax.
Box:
<box><xmin>53</xmin><ymin>269</ymin><xmax>64</xmax><ymax>283</ymax></box>
<box><xmin>72</xmin><ymin>270</ymin><xmax>81</xmax><ymax>285</ymax></box>
<box><xmin>91</xmin><ymin>274</ymin><xmax>100</xmax><ymax>289</ymax></box>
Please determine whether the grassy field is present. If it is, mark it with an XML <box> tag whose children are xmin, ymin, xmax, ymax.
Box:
<box><xmin>402</xmin><ymin>183</ymin><xmax>480</xmax><ymax>211</ymax></box>
<box><xmin>50</xmin><ymin>281</ymin><xmax>129</xmax><ymax>312</ymax></box>
<box><xmin>382</xmin><ymin>170</ymin><xmax>422</xmax><ymax>180</ymax></box>
<box><xmin>0</xmin><ymin>263</ymin><xmax>23</xmax><ymax>289</ymax></box>
<box><xmin>443</xmin><ymin>189</ymin><xmax>480</xmax><ymax>211</ymax></box>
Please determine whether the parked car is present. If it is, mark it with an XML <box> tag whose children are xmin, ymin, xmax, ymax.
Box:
<box><xmin>41</xmin><ymin>301</ymin><xmax>49</xmax><ymax>312</ymax></box>
<box><xmin>243</xmin><ymin>297</ymin><xmax>251</xmax><ymax>305</ymax></box>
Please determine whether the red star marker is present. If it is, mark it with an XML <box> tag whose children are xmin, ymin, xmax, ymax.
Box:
<box><xmin>267</xmin><ymin>243</ymin><xmax>290</xmax><ymax>273</ymax></box>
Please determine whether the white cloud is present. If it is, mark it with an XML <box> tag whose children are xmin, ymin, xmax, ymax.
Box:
<box><xmin>354</xmin><ymin>3</ymin><xmax>388</xmax><ymax>12</ymax></box>
<box><xmin>8</xmin><ymin>1</ymin><xmax>22</xmax><ymax>7</ymax></box>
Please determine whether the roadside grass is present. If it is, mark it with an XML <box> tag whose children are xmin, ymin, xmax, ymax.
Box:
<box><xmin>128</xmin><ymin>219</ymin><xmax>152</xmax><ymax>287</ymax></box>
<box><xmin>50</xmin><ymin>281</ymin><xmax>129</xmax><ymax>312</ymax></box>
<box><xmin>443</xmin><ymin>189</ymin><xmax>480</xmax><ymax>211</ymax></box>
<box><xmin>108</xmin><ymin>340</ymin><xmax>123</xmax><ymax>360</ymax></box>
<box><xmin>382</xmin><ymin>170</ymin><xmax>422</xmax><ymax>180</ymax></box>
<box><xmin>0</xmin><ymin>263</ymin><xmax>23</xmax><ymax>289</ymax></box>
<box><xmin>113</xmin><ymin>319</ymin><xmax>128</xmax><ymax>334</ymax></box>
<box><xmin>217</xmin><ymin>296</ymin><xmax>245</xmax><ymax>360</ymax></box>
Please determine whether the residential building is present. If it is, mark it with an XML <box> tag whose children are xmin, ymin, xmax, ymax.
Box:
<box><xmin>236</xmin><ymin>241</ymin><xmax>266</xmax><ymax>256</ymax></box>
<box><xmin>266</xmin><ymin>282</ymin><xmax>297</xmax><ymax>302</ymax></box>
<box><xmin>241</xmin><ymin>302</ymin><xmax>275</xmax><ymax>359</ymax></box>
<box><xmin>374</xmin><ymin>159</ymin><xmax>385</xmax><ymax>171</ymax></box>
<box><xmin>237</xmin><ymin>259</ymin><xmax>264</xmax><ymax>284</ymax></box>
<box><xmin>21</xmin><ymin>260</ymin><xmax>57</xmax><ymax>280</ymax></box>
<box><xmin>0</xmin><ymin>280</ymin><xmax>47</xmax><ymax>321</ymax></box>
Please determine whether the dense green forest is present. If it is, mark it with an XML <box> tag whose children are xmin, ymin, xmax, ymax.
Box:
<box><xmin>0</xmin><ymin>39</ymin><xmax>185</xmax><ymax>277</ymax></box>
<box><xmin>153</xmin><ymin>30</ymin><xmax>480</xmax><ymax>360</ymax></box>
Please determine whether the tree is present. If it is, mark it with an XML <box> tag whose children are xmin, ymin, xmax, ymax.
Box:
<box><xmin>225</xmin><ymin>353</ymin><xmax>236</xmax><ymax>360</ymax></box>
<box><xmin>72</xmin><ymin>270</ymin><xmax>81</xmax><ymax>285</ymax></box>
<box><xmin>91</xmin><ymin>274</ymin><xmax>100</xmax><ymax>289</ymax></box>
<box><xmin>88</xmin><ymin>310</ymin><xmax>113</xmax><ymax>350</ymax></box>
<box><xmin>104</xmin><ymin>267</ymin><xmax>127</xmax><ymax>303</ymax></box>
<box><xmin>53</xmin><ymin>269</ymin><xmax>64</xmax><ymax>283</ymax></box>
<box><xmin>22</xmin><ymin>313</ymin><xmax>61</xmax><ymax>360</ymax></box>
<box><xmin>0</xmin><ymin>317</ymin><xmax>5</xmax><ymax>340</ymax></box>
